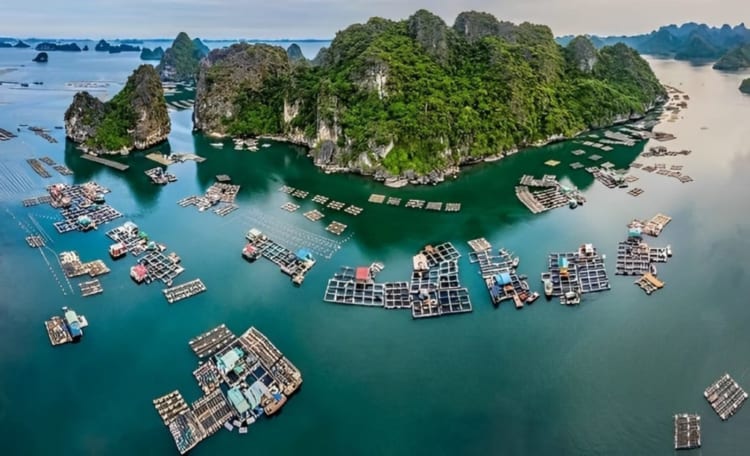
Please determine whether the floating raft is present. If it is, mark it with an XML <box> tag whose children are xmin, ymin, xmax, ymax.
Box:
<box><xmin>44</xmin><ymin>316</ymin><xmax>72</xmax><ymax>346</ymax></box>
<box><xmin>0</xmin><ymin>127</ymin><xmax>17</xmax><ymax>141</ymax></box>
<box><xmin>25</xmin><ymin>235</ymin><xmax>45</xmax><ymax>248</ymax></box>
<box><xmin>588</xmin><ymin>154</ymin><xmax>602</xmax><ymax>161</ymax></box>
<box><xmin>22</xmin><ymin>195</ymin><xmax>52</xmax><ymax>207</ymax></box>
<box><xmin>327</xmin><ymin>200</ymin><xmax>345</xmax><ymax>210</ymax></box>
<box><xmin>674</xmin><ymin>414</ymin><xmax>701</xmax><ymax>450</ymax></box>
<box><xmin>26</xmin><ymin>158</ymin><xmax>51</xmax><ymax>178</ymax></box>
<box><xmin>704</xmin><ymin>373</ymin><xmax>748</xmax><ymax>421</ymax></box>
<box><xmin>570</xmin><ymin>162</ymin><xmax>584</xmax><ymax>170</ymax></box>
<box><xmin>635</xmin><ymin>273</ymin><xmax>664</xmax><ymax>295</ymax></box>
<box><xmin>425</xmin><ymin>202</ymin><xmax>443</xmax><ymax>211</ymax></box>
<box><xmin>59</xmin><ymin>251</ymin><xmax>110</xmax><ymax>278</ymax></box>
<box><xmin>312</xmin><ymin>194</ymin><xmax>329</xmax><ymax>204</ymax></box>
<box><xmin>571</xmin><ymin>149</ymin><xmax>586</xmax><ymax>156</ymax></box>
<box><xmin>405</xmin><ymin>199</ymin><xmax>425</xmax><ymax>209</ymax></box>
<box><xmin>471</xmin><ymin>245</ymin><xmax>532</xmax><ymax>308</ymax></box>
<box><xmin>278</xmin><ymin>185</ymin><xmax>295</xmax><ymax>194</ymax></box>
<box><xmin>629</xmin><ymin>214</ymin><xmax>671</xmax><ymax>237</ymax></box>
<box><xmin>326</xmin><ymin>221</ymin><xmax>347</xmax><ymax>236</ymax></box>
<box><xmin>188</xmin><ymin>324</ymin><xmax>237</xmax><ymax>359</ymax></box>
<box><xmin>190</xmin><ymin>388</ymin><xmax>234</xmax><ymax>437</ymax></box>
<box><xmin>368</xmin><ymin>194</ymin><xmax>386</xmax><ymax>204</ymax></box>
<box><xmin>80</xmin><ymin>154</ymin><xmax>130</xmax><ymax>171</ymax></box>
<box><xmin>323</xmin><ymin>266</ymin><xmax>409</xmax><ymax>308</ymax></box>
<box><xmin>215</xmin><ymin>174</ymin><xmax>231</xmax><ymax>183</ymax></box>
<box><xmin>444</xmin><ymin>203</ymin><xmax>461</xmax><ymax>212</ymax></box>
<box><xmin>544</xmin><ymin>160</ymin><xmax>560</xmax><ymax>167</ymax></box>
<box><xmin>52</xmin><ymin>164</ymin><xmax>73</xmax><ymax>176</ymax></box>
<box><xmin>410</xmin><ymin>260</ymin><xmax>472</xmax><ymax>319</ymax></box>
<box><xmin>467</xmin><ymin>237</ymin><xmax>492</xmax><ymax>253</ymax></box>
<box><xmin>192</xmin><ymin>361</ymin><xmax>222</xmax><ymax>394</ymax></box>
<box><xmin>163</xmin><ymin>279</ymin><xmax>207</xmax><ymax>304</ymax></box>
<box><xmin>291</xmin><ymin>189</ymin><xmax>309</xmax><ymax>199</ymax></box>
<box><xmin>627</xmin><ymin>188</ymin><xmax>644</xmax><ymax>197</ymax></box>
<box><xmin>79</xmin><ymin>279</ymin><xmax>103</xmax><ymax>297</ymax></box>
<box><xmin>541</xmin><ymin>244</ymin><xmax>610</xmax><ymax>305</ymax></box>
<box><xmin>386</xmin><ymin>197</ymin><xmax>401</xmax><ymax>206</ymax></box>
<box><xmin>344</xmin><ymin>205</ymin><xmax>363</xmax><ymax>215</ymax></box>
<box><xmin>153</xmin><ymin>391</ymin><xmax>190</xmax><ymax>426</ymax></box>
<box><xmin>303</xmin><ymin>209</ymin><xmax>324</xmax><ymax>221</ymax></box>
<box><xmin>615</xmin><ymin>238</ymin><xmax>670</xmax><ymax>276</ymax></box>
<box><xmin>280</xmin><ymin>202</ymin><xmax>299</xmax><ymax>212</ymax></box>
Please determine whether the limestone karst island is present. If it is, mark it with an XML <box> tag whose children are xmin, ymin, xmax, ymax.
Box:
<box><xmin>1</xmin><ymin>3</ymin><xmax>749</xmax><ymax>456</ymax></box>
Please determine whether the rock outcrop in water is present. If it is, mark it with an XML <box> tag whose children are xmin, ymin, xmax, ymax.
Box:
<box><xmin>14</xmin><ymin>40</ymin><xmax>30</xmax><ymax>48</ymax></box>
<box><xmin>140</xmin><ymin>46</ymin><xmax>165</xmax><ymax>61</ymax></box>
<box><xmin>95</xmin><ymin>39</ymin><xmax>111</xmax><ymax>52</ymax></box>
<box><xmin>35</xmin><ymin>42</ymin><xmax>81</xmax><ymax>52</ymax></box>
<box><xmin>193</xmin><ymin>9</ymin><xmax>665</xmax><ymax>184</ymax></box>
<box><xmin>713</xmin><ymin>43</ymin><xmax>750</xmax><ymax>70</ymax></box>
<box><xmin>157</xmin><ymin>32</ymin><xmax>209</xmax><ymax>82</ymax></box>
<box><xmin>32</xmin><ymin>52</ymin><xmax>48</xmax><ymax>63</ymax></box>
<box><xmin>741</xmin><ymin>78</ymin><xmax>750</xmax><ymax>94</ymax></box>
<box><xmin>64</xmin><ymin>64</ymin><xmax>170</xmax><ymax>154</ymax></box>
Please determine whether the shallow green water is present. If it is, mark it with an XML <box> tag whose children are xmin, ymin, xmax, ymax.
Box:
<box><xmin>1</xmin><ymin>48</ymin><xmax>750</xmax><ymax>455</ymax></box>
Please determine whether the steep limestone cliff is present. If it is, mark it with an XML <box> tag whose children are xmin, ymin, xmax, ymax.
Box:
<box><xmin>65</xmin><ymin>64</ymin><xmax>170</xmax><ymax>154</ymax></box>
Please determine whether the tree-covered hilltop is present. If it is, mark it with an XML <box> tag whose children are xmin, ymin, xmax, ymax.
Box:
<box><xmin>741</xmin><ymin>78</ymin><xmax>750</xmax><ymax>94</ymax></box>
<box><xmin>194</xmin><ymin>10</ymin><xmax>665</xmax><ymax>180</ymax></box>
<box><xmin>64</xmin><ymin>65</ymin><xmax>170</xmax><ymax>153</ymax></box>
<box><xmin>157</xmin><ymin>32</ymin><xmax>209</xmax><ymax>82</ymax></box>
<box><xmin>714</xmin><ymin>43</ymin><xmax>750</xmax><ymax>70</ymax></box>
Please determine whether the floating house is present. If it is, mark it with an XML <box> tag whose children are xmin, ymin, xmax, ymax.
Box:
<box><xmin>355</xmin><ymin>267</ymin><xmax>371</xmax><ymax>284</ymax></box>
<box><xmin>130</xmin><ymin>263</ymin><xmax>148</xmax><ymax>283</ymax></box>
<box><xmin>412</xmin><ymin>253</ymin><xmax>429</xmax><ymax>273</ymax></box>
<box><xmin>109</xmin><ymin>242</ymin><xmax>127</xmax><ymax>259</ymax></box>
<box><xmin>77</xmin><ymin>215</ymin><xmax>95</xmax><ymax>231</ymax></box>
<box><xmin>242</xmin><ymin>244</ymin><xmax>259</xmax><ymax>261</ymax></box>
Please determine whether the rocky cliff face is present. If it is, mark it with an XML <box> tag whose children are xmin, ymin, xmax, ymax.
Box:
<box><xmin>193</xmin><ymin>43</ymin><xmax>291</xmax><ymax>135</ymax></box>
<box><xmin>65</xmin><ymin>64</ymin><xmax>170</xmax><ymax>154</ymax></box>
<box><xmin>565</xmin><ymin>36</ymin><xmax>598</xmax><ymax>73</ymax></box>
<box><xmin>157</xmin><ymin>32</ymin><xmax>209</xmax><ymax>82</ymax></box>
<box><xmin>286</xmin><ymin>43</ymin><xmax>305</xmax><ymax>62</ymax></box>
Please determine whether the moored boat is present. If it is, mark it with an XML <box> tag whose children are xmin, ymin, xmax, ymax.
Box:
<box><xmin>543</xmin><ymin>278</ymin><xmax>553</xmax><ymax>297</ymax></box>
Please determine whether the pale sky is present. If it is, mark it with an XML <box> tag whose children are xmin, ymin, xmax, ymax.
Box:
<box><xmin>3</xmin><ymin>0</ymin><xmax>748</xmax><ymax>39</ymax></box>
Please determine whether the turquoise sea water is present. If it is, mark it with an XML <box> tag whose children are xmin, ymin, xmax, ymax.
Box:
<box><xmin>1</xmin><ymin>48</ymin><xmax>750</xmax><ymax>455</ymax></box>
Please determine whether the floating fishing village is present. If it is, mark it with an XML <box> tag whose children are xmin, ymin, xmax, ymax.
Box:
<box><xmin>4</xmin><ymin>33</ymin><xmax>750</xmax><ymax>455</ymax></box>
<box><xmin>153</xmin><ymin>324</ymin><xmax>302</xmax><ymax>454</ymax></box>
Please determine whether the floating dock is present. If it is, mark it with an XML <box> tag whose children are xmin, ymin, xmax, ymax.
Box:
<box><xmin>629</xmin><ymin>214</ymin><xmax>672</xmax><ymax>237</ymax></box>
<box><xmin>323</xmin><ymin>264</ymin><xmax>410</xmax><ymax>309</ymax></box>
<box><xmin>674</xmin><ymin>414</ymin><xmax>701</xmax><ymax>450</ymax></box>
<box><xmin>368</xmin><ymin>194</ymin><xmax>386</xmax><ymax>203</ymax></box>
<box><xmin>145</xmin><ymin>167</ymin><xmax>176</xmax><ymax>185</ymax></box>
<box><xmin>59</xmin><ymin>251</ymin><xmax>110</xmax><ymax>278</ymax></box>
<box><xmin>704</xmin><ymin>373</ymin><xmax>748</xmax><ymax>421</ymax></box>
<box><xmin>280</xmin><ymin>202</ymin><xmax>299</xmax><ymax>212</ymax></box>
<box><xmin>312</xmin><ymin>194</ymin><xmax>329</xmax><ymax>204</ymax></box>
<box><xmin>189</xmin><ymin>324</ymin><xmax>237</xmax><ymax>359</ymax></box>
<box><xmin>80</xmin><ymin>154</ymin><xmax>130</xmax><ymax>171</ymax></box>
<box><xmin>179</xmin><ymin>183</ymin><xmax>240</xmax><ymax>214</ymax></box>
<box><xmin>157</xmin><ymin>326</ymin><xmax>302</xmax><ymax>454</ymax></box>
<box><xmin>163</xmin><ymin>279</ymin><xmax>206</xmax><ymax>304</ymax></box>
<box><xmin>344</xmin><ymin>205</ymin><xmax>363</xmax><ymax>215</ymax></box>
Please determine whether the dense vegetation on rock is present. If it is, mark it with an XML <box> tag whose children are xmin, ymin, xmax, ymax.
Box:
<box><xmin>286</xmin><ymin>44</ymin><xmax>305</xmax><ymax>62</ymax></box>
<box><xmin>64</xmin><ymin>65</ymin><xmax>170</xmax><ymax>153</ymax></box>
<box><xmin>741</xmin><ymin>78</ymin><xmax>750</xmax><ymax>94</ymax></box>
<box><xmin>559</xmin><ymin>22</ymin><xmax>750</xmax><ymax>61</ymax></box>
<box><xmin>714</xmin><ymin>43</ymin><xmax>750</xmax><ymax>70</ymax></box>
<box><xmin>157</xmin><ymin>32</ymin><xmax>209</xmax><ymax>81</ymax></box>
<box><xmin>194</xmin><ymin>10</ymin><xmax>664</xmax><ymax>177</ymax></box>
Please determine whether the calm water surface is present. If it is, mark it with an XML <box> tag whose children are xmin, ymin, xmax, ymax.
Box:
<box><xmin>0</xmin><ymin>49</ymin><xmax>749</xmax><ymax>455</ymax></box>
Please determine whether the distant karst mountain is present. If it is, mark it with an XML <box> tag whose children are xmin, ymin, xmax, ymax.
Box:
<box><xmin>558</xmin><ymin>22</ymin><xmax>750</xmax><ymax>61</ymax></box>
<box><xmin>193</xmin><ymin>9</ymin><xmax>664</xmax><ymax>182</ymax></box>
<box><xmin>157</xmin><ymin>32</ymin><xmax>209</xmax><ymax>82</ymax></box>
